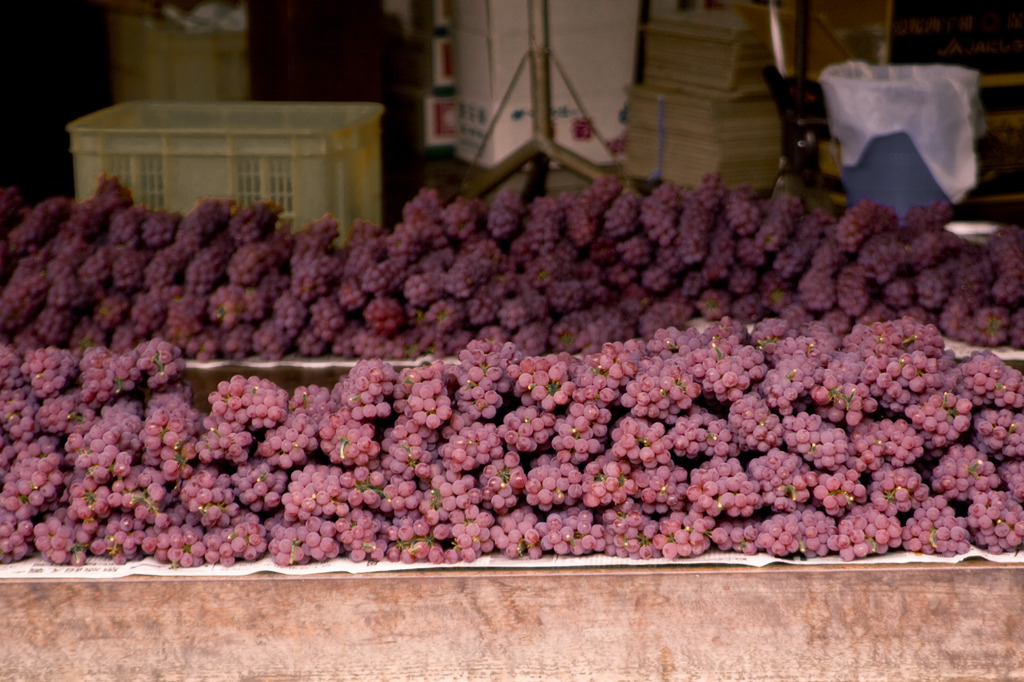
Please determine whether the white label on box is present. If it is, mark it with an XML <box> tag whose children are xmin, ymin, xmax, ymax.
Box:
<box><xmin>428</xmin><ymin>96</ymin><xmax>458</xmax><ymax>147</ymax></box>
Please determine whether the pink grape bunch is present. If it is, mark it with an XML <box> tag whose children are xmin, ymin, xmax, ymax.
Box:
<box><xmin>4</xmin><ymin>312</ymin><xmax>1024</xmax><ymax>569</ymax></box>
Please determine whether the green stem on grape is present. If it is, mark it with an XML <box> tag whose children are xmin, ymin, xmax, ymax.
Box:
<box><xmin>105</xmin><ymin>536</ymin><xmax>124</xmax><ymax>560</ymax></box>
<box><xmin>71</xmin><ymin>542</ymin><xmax>89</xmax><ymax>565</ymax></box>
<box><xmin>355</xmin><ymin>479</ymin><xmax>389</xmax><ymax>501</ymax></box>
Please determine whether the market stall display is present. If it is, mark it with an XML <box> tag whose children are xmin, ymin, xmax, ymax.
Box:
<box><xmin>6</xmin><ymin>4</ymin><xmax>1024</xmax><ymax>680</ymax></box>
<box><xmin>3</xmin><ymin>173</ymin><xmax>1024</xmax><ymax>574</ymax></box>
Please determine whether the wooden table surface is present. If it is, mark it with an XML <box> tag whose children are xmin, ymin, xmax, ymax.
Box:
<box><xmin>3</xmin><ymin>561</ymin><xmax>1023</xmax><ymax>681</ymax></box>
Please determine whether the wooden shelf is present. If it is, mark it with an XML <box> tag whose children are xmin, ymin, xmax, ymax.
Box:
<box><xmin>4</xmin><ymin>562</ymin><xmax>1023</xmax><ymax>680</ymax></box>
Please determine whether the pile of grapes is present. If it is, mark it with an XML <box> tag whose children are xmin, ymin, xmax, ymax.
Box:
<box><xmin>2</xmin><ymin>171</ymin><xmax>1023</xmax><ymax>361</ymax></box>
<box><xmin>3</xmin><ymin>315</ymin><xmax>1024</xmax><ymax>567</ymax></box>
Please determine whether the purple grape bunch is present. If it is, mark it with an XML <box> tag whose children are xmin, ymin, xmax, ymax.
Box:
<box><xmin>5</xmin><ymin>171</ymin><xmax>1024</xmax><ymax>360</ymax></box>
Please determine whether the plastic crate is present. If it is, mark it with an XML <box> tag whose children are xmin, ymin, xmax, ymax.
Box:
<box><xmin>67</xmin><ymin>100</ymin><xmax>384</xmax><ymax>234</ymax></box>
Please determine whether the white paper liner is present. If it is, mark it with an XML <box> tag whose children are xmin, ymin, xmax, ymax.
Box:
<box><xmin>1</xmin><ymin>545</ymin><xmax>1021</xmax><ymax>580</ymax></box>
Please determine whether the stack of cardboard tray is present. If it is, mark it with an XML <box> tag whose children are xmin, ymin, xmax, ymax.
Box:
<box><xmin>624</xmin><ymin>8</ymin><xmax>781</xmax><ymax>190</ymax></box>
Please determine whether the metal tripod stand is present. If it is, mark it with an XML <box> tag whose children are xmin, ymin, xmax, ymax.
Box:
<box><xmin>459</xmin><ymin>0</ymin><xmax>620</xmax><ymax>200</ymax></box>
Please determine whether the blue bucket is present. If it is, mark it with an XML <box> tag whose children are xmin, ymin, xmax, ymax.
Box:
<box><xmin>841</xmin><ymin>132</ymin><xmax>947</xmax><ymax>216</ymax></box>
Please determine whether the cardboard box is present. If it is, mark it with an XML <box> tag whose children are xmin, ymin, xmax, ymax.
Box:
<box><xmin>456</xmin><ymin>93</ymin><xmax>629</xmax><ymax>168</ymax></box>
<box><xmin>452</xmin><ymin>0</ymin><xmax>639</xmax><ymax>167</ymax></box>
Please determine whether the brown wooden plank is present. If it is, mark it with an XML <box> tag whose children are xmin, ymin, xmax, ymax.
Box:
<box><xmin>3</xmin><ymin>563</ymin><xmax>1023</xmax><ymax>681</ymax></box>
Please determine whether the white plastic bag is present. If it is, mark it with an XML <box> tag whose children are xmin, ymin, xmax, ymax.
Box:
<box><xmin>819</xmin><ymin>60</ymin><xmax>986</xmax><ymax>204</ymax></box>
